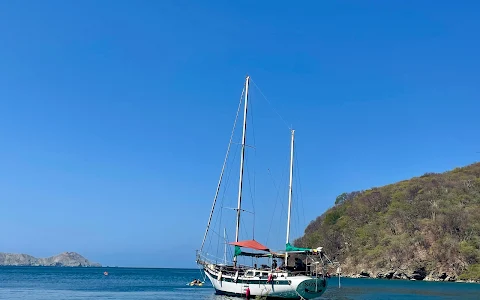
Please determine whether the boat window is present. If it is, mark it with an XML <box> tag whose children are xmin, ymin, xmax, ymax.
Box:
<box><xmin>254</xmin><ymin>272</ymin><xmax>260</xmax><ymax>277</ymax></box>
<box><xmin>245</xmin><ymin>271</ymin><xmax>254</xmax><ymax>277</ymax></box>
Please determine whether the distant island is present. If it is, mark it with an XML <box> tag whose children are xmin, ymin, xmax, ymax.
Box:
<box><xmin>295</xmin><ymin>162</ymin><xmax>480</xmax><ymax>282</ymax></box>
<box><xmin>0</xmin><ymin>252</ymin><xmax>101</xmax><ymax>267</ymax></box>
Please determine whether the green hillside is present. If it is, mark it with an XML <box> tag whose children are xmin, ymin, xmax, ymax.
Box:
<box><xmin>295</xmin><ymin>162</ymin><xmax>480</xmax><ymax>281</ymax></box>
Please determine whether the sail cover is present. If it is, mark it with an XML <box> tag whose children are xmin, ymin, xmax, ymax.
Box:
<box><xmin>285</xmin><ymin>242</ymin><xmax>311</xmax><ymax>252</ymax></box>
<box><xmin>229</xmin><ymin>240</ymin><xmax>270</xmax><ymax>251</ymax></box>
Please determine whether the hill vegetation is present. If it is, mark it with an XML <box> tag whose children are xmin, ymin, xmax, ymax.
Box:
<box><xmin>295</xmin><ymin>162</ymin><xmax>480</xmax><ymax>282</ymax></box>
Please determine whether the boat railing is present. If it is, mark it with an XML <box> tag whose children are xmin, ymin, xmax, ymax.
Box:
<box><xmin>196</xmin><ymin>251</ymin><xmax>234</xmax><ymax>267</ymax></box>
<box><xmin>197</xmin><ymin>249</ymin><xmax>336</xmax><ymax>279</ymax></box>
<box><xmin>197</xmin><ymin>252</ymin><xmax>293</xmax><ymax>278</ymax></box>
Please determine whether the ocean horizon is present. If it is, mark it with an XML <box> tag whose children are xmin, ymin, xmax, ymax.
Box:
<box><xmin>1</xmin><ymin>266</ymin><xmax>479</xmax><ymax>299</ymax></box>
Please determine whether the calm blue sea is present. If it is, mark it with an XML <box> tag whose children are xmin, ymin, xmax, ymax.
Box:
<box><xmin>0</xmin><ymin>267</ymin><xmax>478</xmax><ymax>299</ymax></box>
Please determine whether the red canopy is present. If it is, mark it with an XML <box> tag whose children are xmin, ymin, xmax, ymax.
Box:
<box><xmin>229</xmin><ymin>240</ymin><xmax>270</xmax><ymax>252</ymax></box>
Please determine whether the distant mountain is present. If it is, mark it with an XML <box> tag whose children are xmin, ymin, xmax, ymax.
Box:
<box><xmin>295</xmin><ymin>162</ymin><xmax>480</xmax><ymax>282</ymax></box>
<box><xmin>0</xmin><ymin>252</ymin><xmax>101</xmax><ymax>267</ymax></box>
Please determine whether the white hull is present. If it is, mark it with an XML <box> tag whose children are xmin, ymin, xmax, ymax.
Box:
<box><xmin>203</xmin><ymin>266</ymin><xmax>327</xmax><ymax>299</ymax></box>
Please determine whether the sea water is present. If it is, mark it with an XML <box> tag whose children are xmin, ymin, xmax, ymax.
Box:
<box><xmin>0</xmin><ymin>267</ymin><xmax>478</xmax><ymax>299</ymax></box>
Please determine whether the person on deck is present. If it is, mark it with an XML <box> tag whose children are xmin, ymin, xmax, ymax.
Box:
<box><xmin>272</xmin><ymin>259</ymin><xmax>277</xmax><ymax>269</ymax></box>
<box><xmin>294</xmin><ymin>258</ymin><xmax>305</xmax><ymax>271</ymax></box>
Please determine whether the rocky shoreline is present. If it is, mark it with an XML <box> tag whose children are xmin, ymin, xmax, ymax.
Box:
<box><xmin>339</xmin><ymin>269</ymin><xmax>479</xmax><ymax>283</ymax></box>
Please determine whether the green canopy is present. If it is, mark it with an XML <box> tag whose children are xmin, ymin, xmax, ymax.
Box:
<box><xmin>285</xmin><ymin>243</ymin><xmax>311</xmax><ymax>252</ymax></box>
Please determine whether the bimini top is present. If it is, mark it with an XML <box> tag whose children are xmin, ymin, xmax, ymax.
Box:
<box><xmin>229</xmin><ymin>240</ymin><xmax>270</xmax><ymax>252</ymax></box>
<box><xmin>285</xmin><ymin>242</ymin><xmax>311</xmax><ymax>252</ymax></box>
<box><xmin>285</xmin><ymin>243</ymin><xmax>324</xmax><ymax>254</ymax></box>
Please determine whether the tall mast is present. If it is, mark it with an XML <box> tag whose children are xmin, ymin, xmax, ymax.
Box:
<box><xmin>285</xmin><ymin>129</ymin><xmax>295</xmax><ymax>263</ymax></box>
<box><xmin>234</xmin><ymin>75</ymin><xmax>250</xmax><ymax>266</ymax></box>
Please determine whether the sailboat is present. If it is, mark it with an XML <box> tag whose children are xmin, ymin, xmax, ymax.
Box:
<box><xmin>196</xmin><ymin>76</ymin><xmax>335</xmax><ymax>299</ymax></box>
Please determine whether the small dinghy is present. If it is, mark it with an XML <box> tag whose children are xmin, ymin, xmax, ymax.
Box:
<box><xmin>188</xmin><ymin>279</ymin><xmax>204</xmax><ymax>286</ymax></box>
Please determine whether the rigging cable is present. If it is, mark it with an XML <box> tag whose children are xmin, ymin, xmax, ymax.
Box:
<box><xmin>250</xmin><ymin>78</ymin><xmax>291</xmax><ymax>131</ymax></box>
<box><xmin>292</xmin><ymin>166</ymin><xmax>303</xmax><ymax>243</ymax></box>
<box><xmin>207</xmin><ymin>130</ymin><xmax>241</xmax><ymax>255</ymax></box>
<box><xmin>250</xmin><ymin>77</ymin><xmax>297</xmax><ymax>247</ymax></box>
<box><xmin>265</xmin><ymin>153</ymin><xmax>289</xmax><ymax>244</ymax></box>
<box><xmin>200</xmin><ymin>86</ymin><xmax>245</xmax><ymax>252</ymax></box>
<box><xmin>291</xmin><ymin>153</ymin><xmax>300</xmax><ymax>241</ymax></box>
<box><xmin>291</xmin><ymin>149</ymin><xmax>307</xmax><ymax>243</ymax></box>
<box><xmin>246</xmin><ymin>91</ymin><xmax>257</xmax><ymax>240</ymax></box>
<box><xmin>224</xmin><ymin>228</ymin><xmax>233</xmax><ymax>262</ymax></box>
<box><xmin>210</xmin><ymin>130</ymin><xmax>242</xmax><ymax>253</ymax></box>
<box><xmin>209</xmin><ymin>127</ymin><xmax>241</xmax><ymax>256</ymax></box>
<box><xmin>295</xmin><ymin>151</ymin><xmax>307</xmax><ymax>227</ymax></box>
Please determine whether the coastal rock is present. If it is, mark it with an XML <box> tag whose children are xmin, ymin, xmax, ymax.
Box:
<box><xmin>411</xmin><ymin>272</ymin><xmax>426</xmax><ymax>280</ymax></box>
<box><xmin>424</xmin><ymin>271</ymin><xmax>458</xmax><ymax>282</ymax></box>
<box><xmin>0</xmin><ymin>252</ymin><xmax>101</xmax><ymax>267</ymax></box>
<box><xmin>385</xmin><ymin>270</ymin><xmax>395</xmax><ymax>279</ymax></box>
<box><xmin>393</xmin><ymin>271</ymin><xmax>410</xmax><ymax>280</ymax></box>
<box><xmin>424</xmin><ymin>274</ymin><xmax>440</xmax><ymax>282</ymax></box>
<box><xmin>359</xmin><ymin>270</ymin><xmax>370</xmax><ymax>278</ymax></box>
<box><xmin>445</xmin><ymin>275</ymin><xmax>456</xmax><ymax>282</ymax></box>
<box><xmin>410</xmin><ymin>267</ymin><xmax>427</xmax><ymax>280</ymax></box>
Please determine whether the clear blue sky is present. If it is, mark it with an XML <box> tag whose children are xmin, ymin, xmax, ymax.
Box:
<box><xmin>1</xmin><ymin>1</ymin><xmax>479</xmax><ymax>268</ymax></box>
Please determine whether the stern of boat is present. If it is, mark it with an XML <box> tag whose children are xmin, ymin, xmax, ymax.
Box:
<box><xmin>291</xmin><ymin>277</ymin><xmax>327</xmax><ymax>299</ymax></box>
